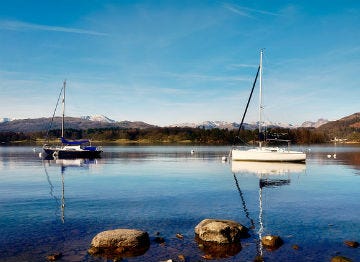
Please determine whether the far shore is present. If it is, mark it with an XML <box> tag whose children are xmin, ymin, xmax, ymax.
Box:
<box><xmin>1</xmin><ymin>139</ymin><xmax>360</xmax><ymax>146</ymax></box>
<box><xmin>2</xmin><ymin>139</ymin><xmax>206</xmax><ymax>146</ymax></box>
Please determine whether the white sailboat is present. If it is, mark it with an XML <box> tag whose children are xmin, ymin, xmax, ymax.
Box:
<box><xmin>231</xmin><ymin>50</ymin><xmax>306</xmax><ymax>162</ymax></box>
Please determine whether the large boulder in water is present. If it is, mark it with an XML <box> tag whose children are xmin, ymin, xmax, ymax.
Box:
<box><xmin>195</xmin><ymin>219</ymin><xmax>248</xmax><ymax>244</ymax></box>
<box><xmin>88</xmin><ymin>229</ymin><xmax>150</xmax><ymax>259</ymax></box>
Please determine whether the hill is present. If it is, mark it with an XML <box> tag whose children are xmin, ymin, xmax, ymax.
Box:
<box><xmin>0</xmin><ymin>117</ymin><xmax>155</xmax><ymax>132</ymax></box>
<box><xmin>318</xmin><ymin>112</ymin><xmax>360</xmax><ymax>141</ymax></box>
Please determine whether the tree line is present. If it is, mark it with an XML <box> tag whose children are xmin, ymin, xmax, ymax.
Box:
<box><xmin>0</xmin><ymin>126</ymin><xmax>334</xmax><ymax>145</ymax></box>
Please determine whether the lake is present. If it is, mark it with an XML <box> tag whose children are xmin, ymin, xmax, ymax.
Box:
<box><xmin>0</xmin><ymin>145</ymin><xmax>359</xmax><ymax>261</ymax></box>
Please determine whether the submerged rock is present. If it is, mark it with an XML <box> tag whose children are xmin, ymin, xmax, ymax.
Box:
<box><xmin>261</xmin><ymin>235</ymin><xmax>283</xmax><ymax>250</ymax></box>
<box><xmin>154</xmin><ymin>236</ymin><xmax>166</xmax><ymax>244</ymax></box>
<box><xmin>292</xmin><ymin>244</ymin><xmax>300</xmax><ymax>250</ymax></box>
<box><xmin>195</xmin><ymin>219</ymin><xmax>249</xmax><ymax>244</ymax></box>
<box><xmin>46</xmin><ymin>252</ymin><xmax>62</xmax><ymax>261</ymax></box>
<box><xmin>196</xmin><ymin>235</ymin><xmax>242</xmax><ymax>259</ymax></box>
<box><xmin>176</xmin><ymin>233</ymin><xmax>184</xmax><ymax>239</ymax></box>
<box><xmin>88</xmin><ymin>229</ymin><xmax>150</xmax><ymax>259</ymax></box>
<box><xmin>344</xmin><ymin>240</ymin><xmax>359</xmax><ymax>248</ymax></box>
<box><xmin>253</xmin><ymin>255</ymin><xmax>264</xmax><ymax>262</ymax></box>
<box><xmin>331</xmin><ymin>256</ymin><xmax>353</xmax><ymax>262</ymax></box>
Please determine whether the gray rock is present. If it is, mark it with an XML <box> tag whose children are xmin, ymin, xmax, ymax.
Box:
<box><xmin>194</xmin><ymin>219</ymin><xmax>248</xmax><ymax>244</ymax></box>
<box><xmin>88</xmin><ymin>229</ymin><xmax>149</xmax><ymax>258</ymax></box>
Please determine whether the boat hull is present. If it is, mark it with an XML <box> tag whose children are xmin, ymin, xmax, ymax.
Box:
<box><xmin>231</xmin><ymin>147</ymin><xmax>306</xmax><ymax>163</ymax></box>
<box><xmin>43</xmin><ymin>147</ymin><xmax>102</xmax><ymax>159</ymax></box>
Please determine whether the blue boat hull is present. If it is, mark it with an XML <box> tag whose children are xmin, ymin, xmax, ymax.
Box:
<box><xmin>43</xmin><ymin>148</ymin><xmax>102</xmax><ymax>159</ymax></box>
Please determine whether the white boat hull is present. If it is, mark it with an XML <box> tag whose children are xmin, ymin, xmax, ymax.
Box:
<box><xmin>232</xmin><ymin>147</ymin><xmax>306</xmax><ymax>162</ymax></box>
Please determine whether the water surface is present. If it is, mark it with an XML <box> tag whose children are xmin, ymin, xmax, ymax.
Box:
<box><xmin>0</xmin><ymin>145</ymin><xmax>359</xmax><ymax>261</ymax></box>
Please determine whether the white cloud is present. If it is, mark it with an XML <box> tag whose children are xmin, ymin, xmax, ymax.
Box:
<box><xmin>223</xmin><ymin>3</ymin><xmax>279</xmax><ymax>18</ymax></box>
<box><xmin>163</xmin><ymin>72</ymin><xmax>250</xmax><ymax>82</ymax></box>
<box><xmin>228</xmin><ymin>63</ymin><xmax>258</xmax><ymax>69</ymax></box>
<box><xmin>0</xmin><ymin>20</ymin><xmax>108</xmax><ymax>36</ymax></box>
<box><xmin>223</xmin><ymin>3</ymin><xmax>253</xmax><ymax>18</ymax></box>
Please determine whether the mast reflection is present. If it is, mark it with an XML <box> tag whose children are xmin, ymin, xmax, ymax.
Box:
<box><xmin>231</xmin><ymin>161</ymin><xmax>306</xmax><ymax>258</ymax></box>
<box><xmin>43</xmin><ymin>158</ymin><xmax>98</xmax><ymax>223</ymax></box>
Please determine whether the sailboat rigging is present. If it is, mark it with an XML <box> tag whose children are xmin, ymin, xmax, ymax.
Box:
<box><xmin>232</xmin><ymin>50</ymin><xmax>306</xmax><ymax>162</ymax></box>
<box><xmin>43</xmin><ymin>81</ymin><xmax>102</xmax><ymax>158</ymax></box>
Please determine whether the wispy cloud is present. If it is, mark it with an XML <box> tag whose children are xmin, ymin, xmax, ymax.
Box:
<box><xmin>223</xmin><ymin>3</ymin><xmax>279</xmax><ymax>18</ymax></box>
<box><xmin>223</xmin><ymin>3</ymin><xmax>253</xmax><ymax>18</ymax></box>
<box><xmin>228</xmin><ymin>63</ymin><xmax>258</xmax><ymax>69</ymax></box>
<box><xmin>0</xmin><ymin>20</ymin><xmax>108</xmax><ymax>36</ymax></box>
<box><xmin>164</xmin><ymin>72</ymin><xmax>250</xmax><ymax>82</ymax></box>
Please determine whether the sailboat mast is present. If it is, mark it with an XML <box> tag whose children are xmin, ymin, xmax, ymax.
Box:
<box><xmin>61</xmin><ymin>80</ymin><xmax>66</xmax><ymax>138</ymax></box>
<box><xmin>258</xmin><ymin>50</ymin><xmax>263</xmax><ymax>148</ymax></box>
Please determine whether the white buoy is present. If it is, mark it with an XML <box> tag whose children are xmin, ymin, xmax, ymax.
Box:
<box><xmin>221</xmin><ymin>156</ymin><xmax>227</xmax><ymax>162</ymax></box>
<box><xmin>327</xmin><ymin>154</ymin><xmax>331</xmax><ymax>158</ymax></box>
<box><xmin>38</xmin><ymin>152</ymin><xmax>42</xmax><ymax>158</ymax></box>
<box><xmin>191</xmin><ymin>150</ymin><xmax>195</xmax><ymax>154</ymax></box>
<box><xmin>333</xmin><ymin>154</ymin><xmax>336</xmax><ymax>159</ymax></box>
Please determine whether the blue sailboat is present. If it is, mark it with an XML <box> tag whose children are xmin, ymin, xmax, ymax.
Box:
<box><xmin>43</xmin><ymin>81</ymin><xmax>102</xmax><ymax>159</ymax></box>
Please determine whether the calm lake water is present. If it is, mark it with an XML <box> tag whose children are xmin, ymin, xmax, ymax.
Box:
<box><xmin>0</xmin><ymin>145</ymin><xmax>359</xmax><ymax>262</ymax></box>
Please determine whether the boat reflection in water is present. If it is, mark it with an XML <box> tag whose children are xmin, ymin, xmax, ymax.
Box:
<box><xmin>43</xmin><ymin>158</ymin><xmax>98</xmax><ymax>223</ymax></box>
<box><xmin>231</xmin><ymin>161</ymin><xmax>306</xmax><ymax>258</ymax></box>
<box><xmin>231</xmin><ymin>161</ymin><xmax>306</xmax><ymax>176</ymax></box>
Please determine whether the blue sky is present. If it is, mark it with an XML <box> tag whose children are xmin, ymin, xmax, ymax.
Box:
<box><xmin>0</xmin><ymin>0</ymin><xmax>359</xmax><ymax>126</ymax></box>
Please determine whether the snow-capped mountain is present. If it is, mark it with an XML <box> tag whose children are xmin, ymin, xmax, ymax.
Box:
<box><xmin>170</xmin><ymin>121</ymin><xmax>236</xmax><ymax>129</ymax></box>
<box><xmin>169</xmin><ymin>120</ymin><xmax>297</xmax><ymax>130</ymax></box>
<box><xmin>0</xmin><ymin>118</ymin><xmax>12</xmax><ymax>123</ymax></box>
<box><xmin>81</xmin><ymin>115</ymin><xmax>116</xmax><ymax>123</ymax></box>
<box><xmin>264</xmin><ymin>121</ymin><xmax>299</xmax><ymax>129</ymax></box>
<box><xmin>301</xmin><ymin>118</ymin><xmax>329</xmax><ymax>128</ymax></box>
<box><xmin>196</xmin><ymin>121</ymin><xmax>238</xmax><ymax>129</ymax></box>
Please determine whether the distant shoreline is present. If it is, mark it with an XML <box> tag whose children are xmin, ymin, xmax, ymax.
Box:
<box><xmin>2</xmin><ymin>139</ymin><xmax>360</xmax><ymax>146</ymax></box>
<box><xmin>2</xmin><ymin>139</ymin><xmax>230</xmax><ymax>146</ymax></box>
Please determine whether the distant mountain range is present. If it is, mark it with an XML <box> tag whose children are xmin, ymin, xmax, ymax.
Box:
<box><xmin>170</xmin><ymin>120</ymin><xmax>313</xmax><ymax>130</ymax></box>
<box><xmin>300</xmin><ymin>118</ymin><xmax>329</xmax><ymax>128</ymax></box>
<box><xmin>169</xmin><ymin>121</ymin><xmax>256</xmax><ymax>130</ymax></box>
<box><xmin>0</xmin><ymin>116</ymin><xmax>154</xmax><ymax>132</ymax></box>
<box><xmin>1</xmin><ymin>113</ymin><xmax>358</xmax><ymax>134</ymax></box>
